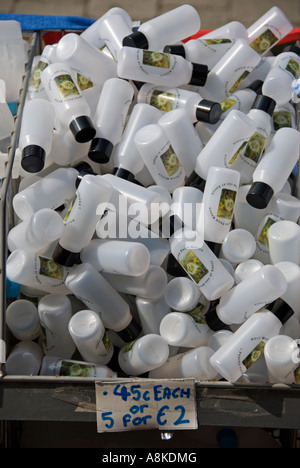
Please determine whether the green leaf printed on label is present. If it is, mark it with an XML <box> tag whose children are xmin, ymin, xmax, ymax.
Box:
<box><xmin>217</xmin><ymin>188</ymin><xmax>237</xmax><ymax>220</ymax></box>
<box><xmin>243</xmin><ymin>342</ymin><xmax>266</xmax><ymax>370</ymax></box>
<box><xmin>64</xmin><ymin>195</ymin><xmax>77</xmax><ymax>222</ymax></box>
<box><xmin>59</xmin><ymin>361</ymin><xmax>93</xmax><ymax>377</ymax></box>
<box><xmin>243</xmin><ymin>132</ymin><xmax>267</xmax><ymax>163</ymax></box>
<box><xmin>250</xmin><ymin>29</ymin><xmax>278</xmax><ymax>55</ymax></box>
<box><xmin>103</xmin><ymin>331</ymin><xmax>111</xmax><ymax>353</ymax></box>
<box><xmin>54</xmin><ymin>74</ymin><xmax>80</xmax><ymax>99</ymax></box>
<box><xmin>30</xmin><ymin>60</ymin><xmax>48</xmax><ymax>90</ymax></box>
<box><xmin>77</xmin><ymin>73</ymin><xmax>93</xmax><ymax>91</ymax></box>
<box><xmin>100</xmin><ymin>43</ymin><xmax>117</xmax><ymax>62</ymax></box>
<box><xmin>143</xmin><ymin>51</ymin><xmax>171</xmax><ymax>69</ymax></box>
<box><xmin>150</xmin><ymin>90</ymin><xmax>176</xmax><ymax>112</ymax></box>
<box><xmin>180</xmin><ymin>251</ymin><xmax>209</xmax><ymax>285</ymax></box>
<box><xmin>229</xmin><ymin>71</ymin><xmax>250</xmax><ymax>94</ymax></box>
<box><xmin>160</xmin><ymin>145</ymin><xmax>182</xmax><ymax>177</ymax></box>
<box><xmin>220</xmin><ymin>98</ymin><xmax>237</xmax><ymax>114</ymax></box>
<box><xmin>39</xmin><ymin>257</ymin><xmax>64</xmax><ymax>281</ymax></box>
<box><xmin>286</xmin><ymin>58</ymin><xmax>300</xmax><ymax>79</ymax></box>
<box><xmin>273</xmin><ymin>111</ymin><xmax>293</xmax><ymax>131</ymax></box>
<box><xmin>257</xmin><ymin>218</ymin><xmax>277</xmax><ymax>248</ymax></box>
<box><xmin>187</xmin><ymin>303</ymin><xmax>207</xmax><ymax>324</ymax></box>
<box><xmin>123</xmin><ymin>340</ymin><xmax>136</xmax><ymax>353</ymax></box>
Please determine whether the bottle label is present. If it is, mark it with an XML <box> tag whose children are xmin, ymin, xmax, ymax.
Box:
<box><xmin>229</xmin><ymin>71</ymin><xmax>251</xmax><ymax>94</ymax></box>
<box><xmin>29</xmin><ymin>59</ymin><xmax>48</xmax><ymax>91</ymax></box>
<box><xmin>203</xmin><ymin>39</ymin><xmax>232</xmax><ymax>45</ymax></box>
<box><xmin>76</xmin><ymin>72</ymin><xmax>93</xmax><ymax>91</ymax></box>
<box><xmin>285</xmin><ymin>58</ymin><xmax>300</xmax><ymax>79</ymax></box>
<box><xmin>102</xmin><ymin>331</ymin><xmax>111</xmax><ymax>353</ymax></box>
<box><xmin>273</xmin><ymin>111</ymin><xmax>293</xmax><ymax>131</ymax></box>
<box><xmin>187</xmin><ymin>302</ymin><xmax>207</xmax><ymax>324</ymax></box>
<box><xmin>54</xmin><ymin>74</ymin><xmax>80</xmax><ymax>99</ymax></box>
<box><xmin>64</xmin><ymin>195</ymin><xmax>77</xmax><ymax>222</ymax></box>
<box><xmin>250</xmin><ymin>29</ymin><xmax>278</xmax><ymax>55</ymax></box>
<box><xmin>143</xmin><ymin>51</ymin><xmax>171</xmax><ymax>69</ymax></box>
<box><xmin>160</xmin><ymin>145</ymin><xmax>182</xmax><ymax>178</ymax></box>
<box><xmin>39</xmin><ymin>256</ymin><xmax>65</xmax><ymax>281</ymax></box>
<box><xmin>217</xmin><ymin>188</ymin><xmax>237</xmax><ymax>221</ymax></box>
<box><xmin>40</xmin><ymin>322</ymin><xmax>55</xmax><ymax>353</ymax></box>
<box><xmin>257</xmin><ymin>217</ymin><xmax>277</xmax><ymax>249</ymax></box>
<box><xmin>294</xmin><ymin>365</ymin><xmax>300</xmax><ymax>384</ymax></box>
<box><xmin>180</xmin><ymin>250</ymin><xmax>209</xmax><ymax>285</ymax></box>
<box><xmin>150</xmin><ymin>89</ymin><xmax>177</xmax><ymax>112</ymax></box>
<box><xmin>100</xmin><ymin>42</ymin><xmax>117</xmax><ymax>62</ymax></box>
<box><xmin>242</xmin><ymin>341</ymin><xmax>266</xmax><ymax>370</ymax></box>
<box><xmin>220</xmin><ymin>97</ymin><xmax>238</xmax><ymax>114</ymax></box>
<box><xmin>58</xmin><ymin>360</ymin><xmax>96</xmax><ymax>377</ymax></box>
<box><xmin>229</xmin><ymin>131</ymin><xmax>267</xmax><ymax>167</ymax></box>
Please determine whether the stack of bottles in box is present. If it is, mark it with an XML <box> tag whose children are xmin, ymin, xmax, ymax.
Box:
<box><xmin>4</xmin><ymin>5</ymin><xmax>300</xmax><ymax>384</ymax></box>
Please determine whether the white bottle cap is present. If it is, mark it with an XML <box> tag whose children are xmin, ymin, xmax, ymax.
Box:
<box><xmin>164</xmin><ymin>277</ymin><xmax>201</xmax><ymax>312</ymax></box>
<box><xmin>5</xmin><ymin>341</ymin><xmax>43</xmax><ymax>376</ymax></box>
<box><xmin>6</xmin><ymin>299</ymin><xmax>41</xmax><ymax>341</ymax></box>
<box><xmin>221</xmin><ymin>229</ymin><xmax>256</xmax><ymax>264</ymax></box>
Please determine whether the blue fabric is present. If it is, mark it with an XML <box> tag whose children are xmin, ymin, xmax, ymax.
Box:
<box><xmin>0</xmin><ymin>13</ymin><xmax>95</xmax><ymax>31</ymax></box>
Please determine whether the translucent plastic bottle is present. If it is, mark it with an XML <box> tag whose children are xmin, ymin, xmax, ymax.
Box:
<box><xmin>122</xmin><ymin>5</ymin><xmax>201</xmax><ymax>51</ymax></box>
<box><xmin>28</xmin><ymin>44</ymin><xmax>57</xmax><ymax>99</ymax></box>
<box><xmin>234</xmin><ymin>259</ymin><xmax>264</xmax><ymax>285</ymax></box>
<box><xmin>19</xmin><ymin>98</ymin><xmax>55</xmax><ymax>173</ymax></box>
<box><xmin>247</xmin><ymin>128</ymin><xmax>300</xmax><ymax>209</ymax></box>
<box><xmin>135</xmin><ymin>296</ymin><xmax>170</xmax><ymax>336</ymax></box>
<box><xmin>89</xmin><ymin>78</ymin><xmax>134</xmax><ymax>163</ymax></box>
<box><xmin>40</xmin><ymin>355</ymin><xmax>117</xmax><ymax>378</ymax></box>
<box><xmin>134</xmin><ymin>124</ymin><xmax>185</xmax><ymax>193</ymax></box>
<box><xmin>268</xmin><ymin>221</ymin><xmax>300</xmax><ymax>266</ymax></box>
<box><xmin>6</xmin><ymin>299</ymin><xmax>41</xmax><ymax>341</ymax></box>
<box><xmin>47</xmin><ymin>128</ymin><xmax>91</xmax><ymax>167</ymax></box>
<box><xmin>53</xmin><ymin>175</ymin><xmax>113</xmax><ymax>267</ymax></box>
<box><xmin>164</xmin><ymin>21</ymin><xmax>248</xmax><ymax>70</ymax></box>
<box><xmin>41</xmin><ymin>62</ymin><xmax>96</xmax><ymax>143</ymax></box>
<box><xmin>97</xmin><ymin>13</ymin><xmax>133</xmax><ymax>62</ymax></box>
<box><xmin>264</xmin><ymin>335</ymin><xmax>299</xmax><ymax>384</ymax></box>
<box><xmin>118</xmin><ymin>334</ymin><xmax>169</xmax><ymax>376</ymax></box>
<box><xmin>220</xmin><ymin>229</ymin><xmax>256</xmax><ymax>266</ymax></box>
<box><xmin>5</xmin><ymin>341</ymin><xmax>43</xmax><ymax>376</ymax></box>
<box><xmin>160</xmin><ymin>312</ymin><xmax>213</xmax><ymax>348</ymax></box>
<box><xmin>117</xmin><ymin>47</ymin><xmax>208</xmax><ymax>89</ymax></box>
<box><xmin>164</xmin><ymin>277</ymin><xmax>201</xmax><ymax>312</ymax></box>
<box><xmin>275</xmin><ymin>262</ymin><xmax>300</xmax><ymax>321</ymax></box>
<box><xmin>68</xmin><ymin>310</ymin><xmax>114</xmax><ymax>365</ymax></box>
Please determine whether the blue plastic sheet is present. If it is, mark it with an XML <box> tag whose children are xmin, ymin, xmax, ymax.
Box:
<box><xmin>0</xmin><ymin>13</ymin><xmax>94</xmax><ymax>31</ymax></box>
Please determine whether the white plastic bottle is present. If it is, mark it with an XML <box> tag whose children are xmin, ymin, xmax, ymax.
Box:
<box><xmin>65</xmin><ymin>262</ymin><xmax>141</xmax><ymax>341</ymax></box>
<box><xmin>247</xmin><ymin>128</ymin><xmax>300</xmax><ymax>209</ymax></box>
<box><xmin>263</xmin><ymin>45</ymin><xmax>300</xmax><ymax>106</ymax></box>
<box><xmin>210</xmin><ymin>304</ymin><xmax>294</xmax><ymax>383</ymax></box>
<box><xmin>171</xmin><ymin>186</ymin><xmax>204</xmax><ymax>233</ymax></box>
<box><xmin>264</xmin><ymin>335</ymin><xmax>300</xmax><ymax>384</ymax></box>
<box><xmin>138</xmin><ymin>83</ymin><xmax>222</xmax><ymax>124</ymax></box>
<box><xmin>201</xmin><ymin>39</ymin><xmax>262</xmax><ymax>102</ymax></box>
<box><xmin>5</xmin><ymin>341</ymin><xmax>43</xmax><ymax>376</ymax></box>
<box><xmin>234</xmin><ymin>259</ymin><xmax>264</xmax><ymax>285</ymax></box>
<box><xmin>149</xmin><ymin>346</ymin><xmax>218</xmax><ymax>380</ymax></box>
<box><xmin>80</xmin><ymin>238</ymin><xmax>150</xmax><ymax>276</ymax></box>
<box><xmin>158</xmin><ymin>109</ymin><xmax>204</xmax><ymax>178</ymax></box>
<box><xmin>28</xmin><ymin>44</ymin><xmax>57</xmax><ymax>99</ymax></box>
<box><xmin>40</xmin><ymin>355</ymin><xmax>117</xmax><ymax>378</ymax></box>
<box><xmin>233</xmin><ymin>184</ymin><xmax>267</xmax><ymax>236</ymax></box>
<box><xmin>247</xmin><ymin>7</ymin><xmax>293</xmax><ymax>56</ymax></box>
<box><xmin>118</xmin><ymin>334</ymin><xmax>169</xmax><ymax>376</ymax></box>
<box><xmin>170</xmin><ymin>228</ymin><xmax>234</xmax><ymax>301</ymax></box>
<box><xmin>19</xmin><ymin>98</ymin><xmax>55</xmax><ymax>173</ymax></box>
<box><xmin>68</xmin><ymin>310</ymin><xmax>114</xmax><ymax>366</ymax></box>
<box><xmin>134</xmin><ymin>124</ymin><xmax>185</xmax><ymax>193</ymax></box>
<box><xmin>6</xmin><ymin>249</ymin><xmax>71</xmax><ymax>295</ymax></box>
<box><xmin>117</xmin><ymin>47</ymin><xmax>208</xmax><ymax>89</ymax></box>
<box><xmin>114</xmin><ymin>103</ymin><xmax>162</xmax><ymax>181</ymax></box>
<box><xmin>56</xmin><ymin>33</ymin><xmax>117</xmax><ymax>89</ymax></box>
<box><xmin>268</xmin><ymin>221</ymin><xmax>300</xmax><ymax>266</ymax></box>
<box><xmin>201</xmin><ymin>166</ymin><xmax>240</xmax><ymax>244</ymax></box>
<box><xmin>52</xmin><ymin>175</ymin><xmax>113</xmax><ymax>267</ymax></box>
<box><xmin>164</xmin><ymin>277</ymin><xmax>201</xmax><ymax>312</ymax></box>
<box><xmin>38</xmin><ymin>294</ymin><xmax>76</xmax><ymax>358</ymax></box>
<box><xmin>6</xmin><ymin>299</ymin><xmax>41</xmax><ymax>341</ymax></box>
<box><xmin>135</xmin><ymin>296</ymin><xmax>170</xmax><ymax>336</ymax></box>
<box><xmin>46</xmin><ymin>128</ymin><xmax>91</xmax><ymax>167</ymax></box>
<box><xmin>164</xmin><ymin>21</ymin><xmax>248</xmax><ymax>70</ymax></box>
<box><xmin>208</xmin><ymin>265</ymin><xmax>287</xmax><ymax>327</ymax></box>
<box><xmin>276</xmin><ymin>262</ymin><xmax>300</xmax><ymax>321</ymax></box>
<box><xmin>122</xmin><ymin>5</ymin><xmax>200</xmax><ymax>51</ymax></box>
<box><xmin>160</xmin><ymin>312</ymin><xmax>213</xmax><ymax>348</ymax></box>
<box><xmin>88</xmin><ymin>78</ymin><xmax>134</xmax><ymax>163</ymax></box>
<box><xmin>220</xmin><ymin>229</ymin><xmax>256</xmax><ymax>266</ymax></box>
<box><xmin>97</xmin><ymin>13</ymin><xmax>133</xmax><ymax>62</ymax></box>
<box><xmin>41</xmin><ymin>62</ymin><xmax>96</xmax><ymax>143</ymax></box>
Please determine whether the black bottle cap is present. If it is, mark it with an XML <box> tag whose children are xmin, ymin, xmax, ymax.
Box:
<box><xmin>88</xmin><ymin>138</ymin><xmax>114</xmax><ymax>164</ymax></box>
<box><xmin>283</xmin><ymin>45</ymin><xmax>300</xmax><ymax>56</ymax></box>
<box><xmin>252</xmin><ymin>94</ymin><xmax>276</xmax><ymax>116</ymax></box>
<box><xmin>52</xmin><ymin>243</ymin><xmax>79</xmax><ymax>268</ymax></box>
<box><xmin>246</xmin><ymin>182</ymin><xmax>274</xmax><ymax>210</ymax></box>
<box><xmin>271</xmin><ymin>299</ymin><xmax>294</xmax><ymax>325</ymax></box>
<box><xmin>163</xmin><ymin>44</ymin><xmax>186</xmax><ymax>58</ymax></box>
<box><xmin>166</xmin><ymin>254</ymin><xmax>188</xmax><ymax>277</ymax></box>
<box><xmin>69</xmin><ymin>116</ymin><xmax>96</xmax><ymax>143</ymax></box>
<box><xmin>247</xmin><ymin>80</ymin><xmax>264</xmax><ymax>95</ymax></box>
<box><xmin>21</xmin><ymin>145</ymin><xmax>46</xmax><ymax>173</ymax></box>
<box><xmin>132</xmin><ymin>80</ymin><xmax>145</xmax><ymax>91</ymax></box>
<box><xmin>113</xmin><ymin>167</ymin><xmax>135</xmax><ymax>182</ymax></box>
<box><xmin>116</xmin><ymin>317</ymin><xmax>143</xmax><ymax>343</ymax></box>
<box><xmin>190</xmin><ymin>63</ymin><xmax>209</xmax><ymax>87</ymax></box>
<box><xmin>123</xmin><ymin>31</ymin><xmax>149</xmax><ymax>49</ymax></box>
<box><xmin>206</xmin><ymin>241</ymin><xmax>222</xmax><ymax>257</ymax></box>
<box><xmin>205</xmin><ymin>306</ymin><xmax>229</xmax><ymax>332</ymax></box>
<box><xmin>74</xmin><ymin>161</ymin><xmax>96</xmax><ymax>189</ymax></box>
<box><xmin>196</xmin><ymin>99</ymin><xmax>222</xmax><ymax>124</ymax></box>
<box><xmin>185</xmin><ymin>170</ymin><xmax>206</xmax><ymax>192</ymax></box>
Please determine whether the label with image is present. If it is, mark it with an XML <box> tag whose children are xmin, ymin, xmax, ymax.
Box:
<box><xmin>285</xmin><ymin>58</ymin><xmax>300</xmax><ymax>79</ymax></box>
<box><xmin>250</xmin><ymin>29</ymin><xmax>278</xmax><ymax>55</ymax></box>
<box><xmin>39</xmin><ymin>257</ymin><xmax>65</xmax><ymax>281</ymax></box>
<box><xmin>217</xmin><ymin>188</ymin><xmax>237</xmax><ymax>220</ymax></box>
<box><xmin>150</xmin><ymin>90</ymin><xmax>177</xmax><ymax>112</ymax></box>
<box><xmin>160</xmin><ymin>145</ymin><xmax>182</xmax><ymax>178</ymax></box>
<box><xmin>64</xmin><ymin>195</ymin><xmax>77</xmax><ymax>222</ymax></box>
<box><xmin>229</xmin><ymin>71</ymin><xmax>251</xmax><ymax>94</ymax></box>
<box><xmin>229</xmin><ymin>131</ymin><xmax>266</xmax><ymax>167</ymax></box>
<box><xmin>143</xmin><ymin>51</ymin><xmax>171</xmax><ymax>69</ymax></box>
<box><xmin>180</xmin><ymin>250</ymin><xmax>209</xmax><ymax>285</ymax></box>
<box><xmin>257</xmin><ymin>217</ymin><xmax>277</xmax><ymax>248</ymax></box>
<box><xmin>54</xmin><ymin>74</ymin><xmax>80</xmax><ymax>99</ymax></box>
<box><xmin>221</xmin><ymin>97</ymin><xmax>238</xmax><ymax>114</ymax></box>
<box><xmin>102</xmin><ymin>331</ymin><xmax>112</xmax><ymax>353</ymax></box>
<box><xmin>273</xmin><ymin>111</ymin><xmax>293</xmax><ymax>131</ymax></box>
<box><xmin>59</xmin><ymin>360</ymin><xmax>96</xmax><ymax>377</ymax></box>
<box><xmin>243</xmin><ymin>341</ymin><xmax>266</xmax><ymax>370</ymax></box>
<box><xmin>204</xmin><ymin>39</ymin><xmax>232</xmax><ymax>45</ymax></box>
<box><xmin>187</xmin><ymin>302</ymin><xmax>207</xmax><ymax>324</ymax></box>
<box><xmin>76</xmin><ymin>72</ymin><xmax>93</xmax><ymax>91</ymax></box>
<box><xmin>29</xmin><ymin>60</ymin><xmax>48</xmax><ymax>91</ymax></box>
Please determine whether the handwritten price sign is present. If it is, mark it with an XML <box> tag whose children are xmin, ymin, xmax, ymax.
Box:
<box><xmin>95</xmin><ymin>379</ymin><xmax>197</xmax><ymax>433</ymax></box>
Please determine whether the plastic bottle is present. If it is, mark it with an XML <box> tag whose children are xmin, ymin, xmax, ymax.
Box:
<box><xmin>264</xmin><ymin>335</ymin><xmax>300</xmax><ymax>384</ymax></box>
<box><xmin>233</xmin><ymin>184</ymin><xmax>267</xmax><ymax>236</ymax></box>
<box><xmin>268</xmin><ymin>221</ymin><xmax>300</xmax><ymax>266</ymax></box>
<box><xmin>275</xmin><ymin>262</ymin><xmax>300</xmax><ymax>321</ymax></box>
<box><xmin>89</xmin><ymin>78</ymin><xmax>134</xmax><ymax>163</ymax></box>
<box><xmin>201</xmin><ymin>39</ymin><xmax>262</xmax><ymax>102</ymax></box>
<box><xmin>28</xmin><ymin>44</ymin><xmax>57</xmax><ymax>99</ymax></box>
<box><xmin>38</xmin><ymin>294</ymin><xmax>76</xmax><ymax>358</ymax></box>
<box><xmin>114</xmin><ymin>103</ymin><xmax>162</xmax><ymax>180</ymax></box>
<box><xmin>272</xmin><ymin>102</ymin><xmax>297</xmax><ymax>135</ymax></box>
<box><xmin>208</xmin><ymin>330</ymin><xmax>234</xmax><ymax>352</ymax></box>
<box><xmin>122</xmin><ymin>5</ymin><xmax>201</xmax><ymax>51</ymax></box>
<box><xmin>247</xmin><ymin>7</ymin><xmax>293</xmax><ymax>56</ymax></box>
<box><xmin>103</xmin><ymin>265</ymin><xmax>168</xmax><ymax>301</ymax></box>
<box><xmin>234</xmin><ymin>259</ymin><xmax>264</xmax><ymax>285</ymax></box>
<box><xmin>149</xmin><ymin>346</ymin><xmax>218</xmax><ymax>380</ymax></box>
<box><xmin>138</xmin><ymin>83</ymin><xmax>222</xmax><ymax>124</ymax></box>
<box><xmin>68</xmin><ymin>310</ymin><xmax>114</xmax><ymax>366</ymax></box>
<box><xmin>160</xmin><ymin>312</ymin><xmax>213</xmax><ymax>348</ymax></box>
<box><xmin>52</xmin><ymin>175</ymin><xmax>113</xmax><ymax>267</ymax></box>
<box><xmin>134</xmin><ymin>124</ymin><xmax>185</xmax><ymax>193</ymax></box>
<box><xmin>97</xmin><ymin>13</ymin><xmax>133</xmax><ymax>62</ymax></box>
<box><xmin>65</xmin><ymin>262</ymin><xmax>141</xmax><ymax>342</ymax></box>
<box><xmin>171</xmin><ymin>186</ymin><xmax>204</xmax><ymax>233</ymax></box>
<box><xmin>220</xmin><ymin>229</ymin><xmax>256</xmax><ymax>266</ymax></box>
<box><xmin>206</xmin><ymin>265</ymin><xmax>287</xmax><ymax>328</ymax></box>
<box><xmin>164</xmin><ymin>277</ymin><xmax>201</xmax><ymax>312</ymax></box>
<box><xmin>47</xmin><ymin>128</ymin><xmax>91</xmax><ymax>167</ymax></box>
<box><xmin>41</xmin><ymin>62</ymin><xmax>96</xmax><ymax>143</ymax></box>
<box><xmin>117</xmin><ymin>47</ymin><xmax>208</xmax><ymax>89</ymax></box>
<box><xmin>247</xmin><ymin>128</ymin><xmax>300</xmax><ymax>209</ymax></box>
<box><xmin>6</xmin><ymin>249</ymin><xmax>71</xmax><ymax>295</ymax></box>
<box><xmin>201</xmin><ymin>166</ymin><xmax>241</xmax><ymax>244</ymax></box>
<box><xmin>80</xmin><ymin>238</ymin><xmax>151</xmax><ymax>276</ymax></box>
<box><xmin>164</xmin><ymin>21</ymin><xmax>248</xmax><ymax>70</ymax></box>
<box><xmin>136</xmin><ymin>296</ymin><xmax>170</xmax><ymax>336</ymax></box>
<box><xmin>170</xmin><ymin>228</ymin><xmax>234</xmax><ymax>301</ymax></box>
<box><xmin>56</xmin><ymin>33</ymin><xmax>117</xmax><ymax>89</ymax></box>
<box><xmin>19</xmin><ymin>98</ymin><xmax>55</xmax><ymax>173</ymax></box>
<box><xmin>40</xmin><ymin>355</ymin><xmax>117</xmax><ymax>378</ymax></box>
<box><xmin>6</xmin><ymin>299</ymin><xmax>41</xmax><ymax>341</ymax></box>
<box><xmin>118</xmin><ymin>334</ymin><xmax>169</xmax><ymax>376</ymax></box>
<box><xmin>5</xmin><ymin>341</ymin><xmax>43</xmax><ymax>376</ymax></box>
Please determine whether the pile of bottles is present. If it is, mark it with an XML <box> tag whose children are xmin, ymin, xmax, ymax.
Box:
<box><xmin>4</xmin><ymin>5</ymin><xmax>300</xmax><ymax>385</ymax></box>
